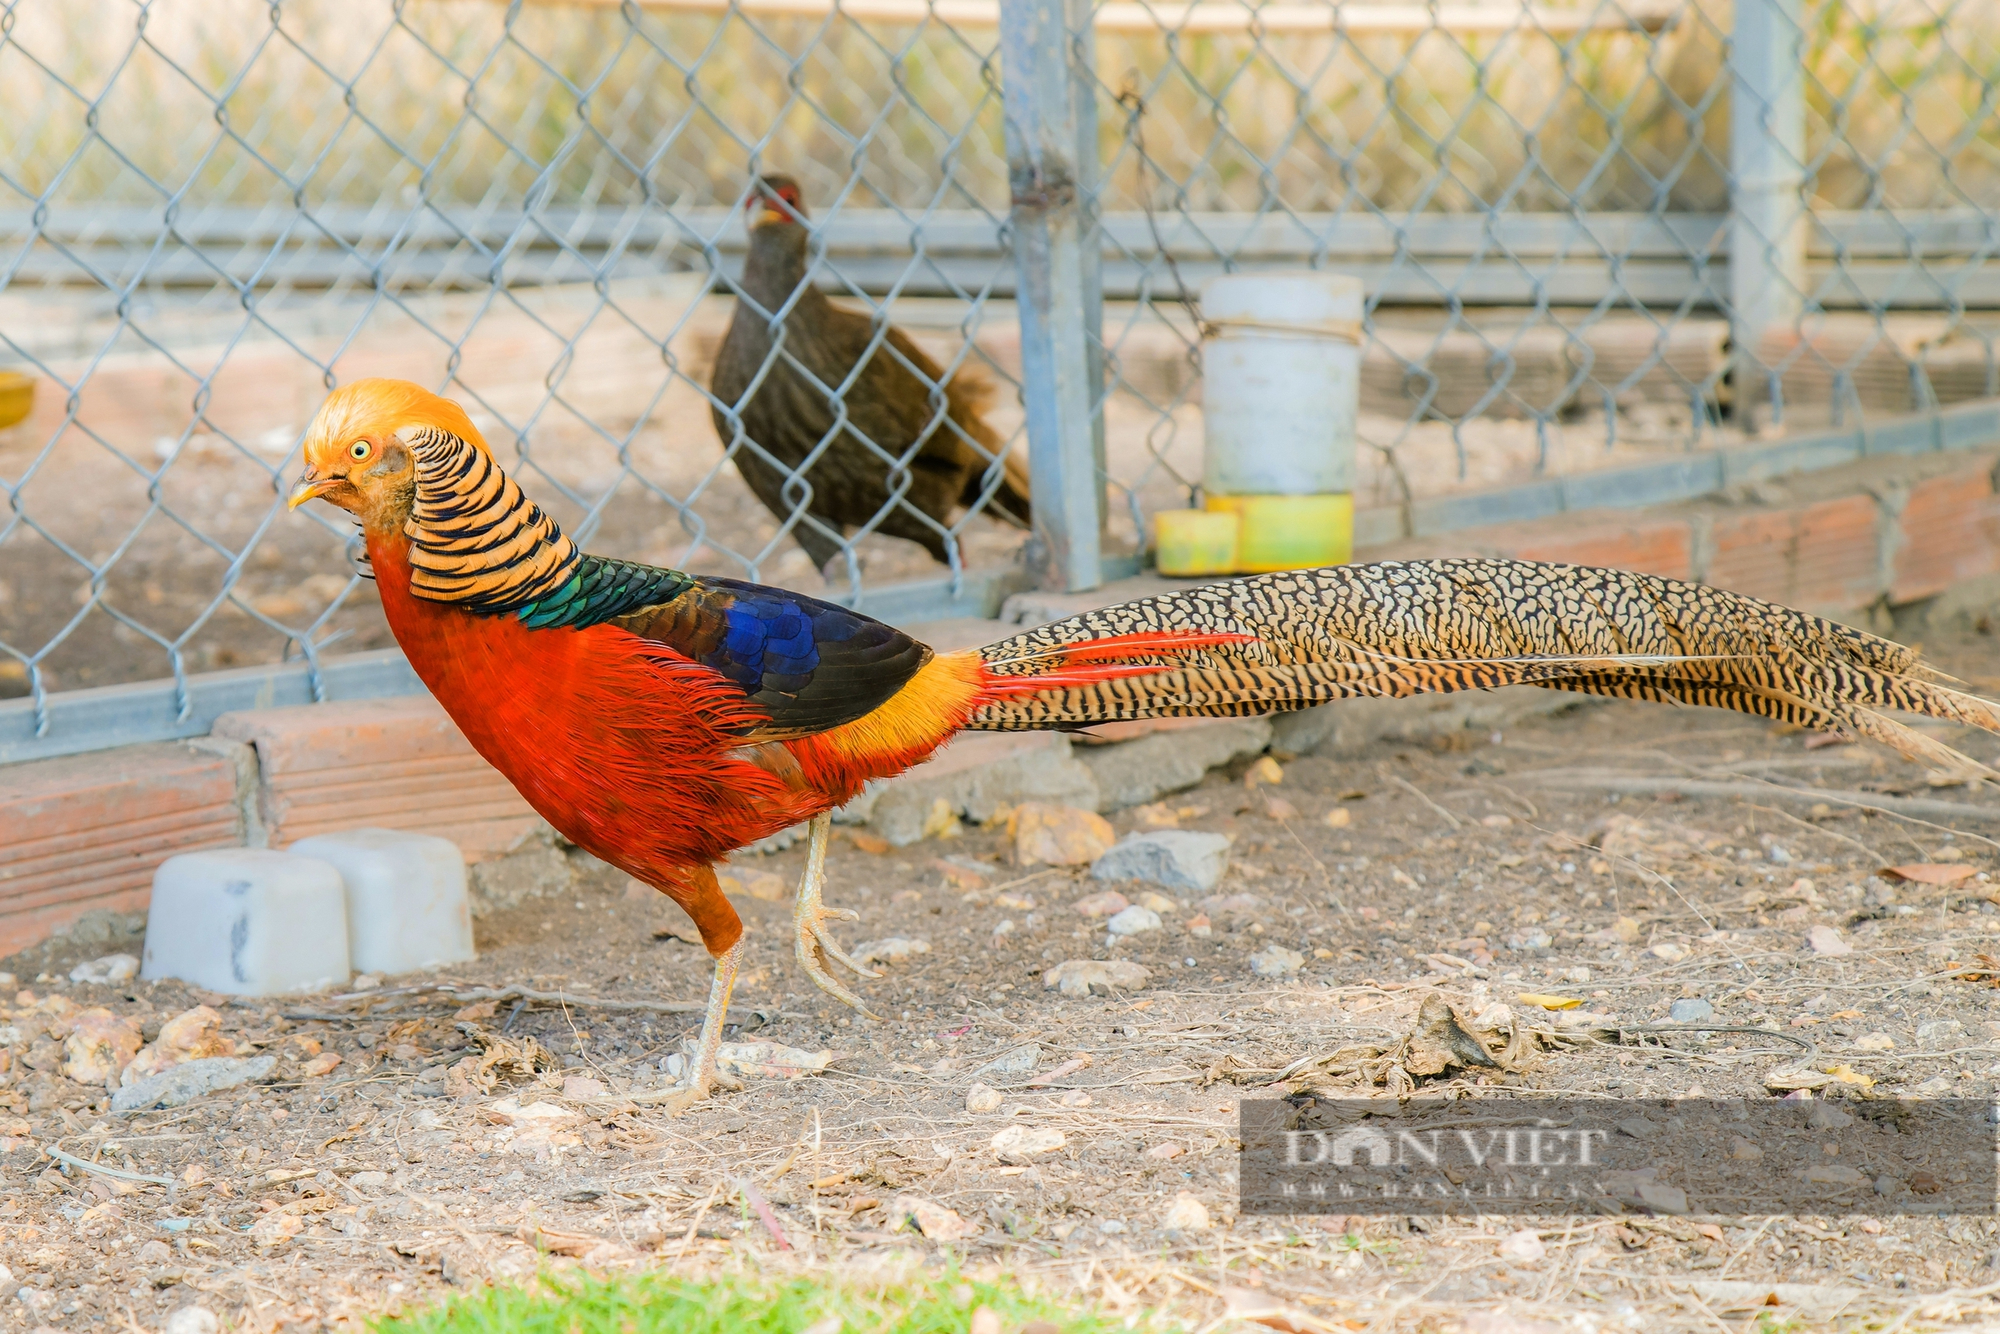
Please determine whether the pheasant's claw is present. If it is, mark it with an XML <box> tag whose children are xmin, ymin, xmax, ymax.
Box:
<box><xmin>808</xmin><ymin>916</ymin><xmax>881</xmax><ymax>980</ymax></box>
<box><xmin>792</xmin><ymin>813</ymin><xmax>882</xmax><ymax>1017</ymax></box>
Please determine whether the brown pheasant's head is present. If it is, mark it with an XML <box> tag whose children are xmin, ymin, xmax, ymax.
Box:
<box><xmin>288</xmin><ymin>378</ymin><xmax>487</xmax><ymax>532</ymax></box>
<box><xmin>749</xmin><ymin>174</ymin><xmax>807</xmax><ymax>229</ymax></box>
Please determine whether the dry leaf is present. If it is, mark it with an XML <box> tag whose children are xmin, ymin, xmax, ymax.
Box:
<box><xmin>1515</xmin><ymin>993</ymin><xmax>1583</xmax><ymax>1010</ymax></box>
<box><xmin>1882</xmin><ymin>863</ymin><xmax>1977</xmax><ymax>885</ymax></box>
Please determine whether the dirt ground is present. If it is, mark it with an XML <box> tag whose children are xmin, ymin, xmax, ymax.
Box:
<box><xmin>4</xmin><ymin>629</ymin><xmax>2000</xmax><ymax>1333</ymax></box>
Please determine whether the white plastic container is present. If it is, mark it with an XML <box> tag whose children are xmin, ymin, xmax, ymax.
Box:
<box><xmin>141</xmin><ymin>849</ymin><xmax>351</xmax><ymax>995</ymax></box>
<box><xmin>288</xmin><ymin>828</ymin><xmax>476</xmax><ymax>976</ymax></box>
<box><xmin>1199</xmin><ymin>271</ymin><xmax>1363</xmax><ymax>496</ymax></box>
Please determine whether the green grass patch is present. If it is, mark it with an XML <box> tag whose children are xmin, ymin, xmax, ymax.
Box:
<box><xmin>375</xmin><ymin>1268</ymin><xmax>1156</xmax><ymax>1334</ymax></box>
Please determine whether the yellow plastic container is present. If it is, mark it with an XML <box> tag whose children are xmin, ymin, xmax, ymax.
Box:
<box><xmin>1153</xmin><ymin>508</ymin><xmax>1240</xmax><ymax>577</ymax></box>
<box><xmin>1204</xmin><ymin>493</ymin><xmax>1352</xmax><ymax>572</ymax></box>
<box><xmin>0</xmin><ymin>372</ymin><xmax>32</xmax><ymax>432</ymax></box>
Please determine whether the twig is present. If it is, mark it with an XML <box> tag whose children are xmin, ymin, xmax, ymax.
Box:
<box><xmin>1518</xmin><ymin>770</ymin><xmax>2000</xmax><ymax>841</ymax></box>
<box><xmin>47</xmin><ymin>1147</ymin><xmax>177</xmax><ymax>1191</ymax></box>
<box><xmin>318</xmin><ymin>981</ymin><xmax>801</xmax><ymax>1020</ymax></box>
<box><xmin>671</xmin><ymin>1181</ymin><xmax>723</xmax><ymax>1263</ymax></box>
<box><xmin>1745</xmin><ymin>802</ymin><xmax>1891</xmax><ymax>866</ymax></box>
<box><xmin>1389</xmin><ymin>775</ymin><xmax>1462</xmax><ymax>830</ymax></box>
<box><xmin>738</xmin><ymin>1178</ymin><xmax>792</xmax><ymax>1250</ymax></box>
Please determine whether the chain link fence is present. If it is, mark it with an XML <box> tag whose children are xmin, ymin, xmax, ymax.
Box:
<box><xmin>2</xmin><ymin>0</ymin><xmax>1997</xmax><ymax>750</ymax></box>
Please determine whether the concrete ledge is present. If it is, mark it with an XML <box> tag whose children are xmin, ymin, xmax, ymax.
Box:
<box><xmin>0</xmin><ymin>742</ymin><xmax>244</xmax><ymax>955</ymax></box>
<box><xmin>211</xmin><ymin>697</ymin><xmax>540</xmax><ymax>860</ymax></box>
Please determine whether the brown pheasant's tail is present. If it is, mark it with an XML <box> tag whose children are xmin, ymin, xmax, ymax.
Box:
<box><xmin>962</xmin><ymin>558</ymin><xmax>2000</xmax><ymax>778</ymax></box>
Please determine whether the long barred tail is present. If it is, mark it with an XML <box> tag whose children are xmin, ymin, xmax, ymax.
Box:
<box><xmin>963</xmin><ymin>558</ymin><xmax>2000</xmax><ymax>776</ymax></box>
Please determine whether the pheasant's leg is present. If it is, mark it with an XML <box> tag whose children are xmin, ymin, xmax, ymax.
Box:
<box><xmin>656</xmin><ymin>940</ymin><xmax>746</xmax><ymax>1116</ymax></box>
<box><xmin>794</xmin><ymin>812</ymin><xmax>882</xmax><ymax>1018</ymax></box>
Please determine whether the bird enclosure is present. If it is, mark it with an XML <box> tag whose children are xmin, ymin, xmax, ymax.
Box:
<box><xmin>3</xmin><ymin>0</ymin><xmax>2000</xmax><ymax>744</ymax></box>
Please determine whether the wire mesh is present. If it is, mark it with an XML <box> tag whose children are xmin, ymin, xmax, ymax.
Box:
<box><xmin>1</xmin><ymin>0</ymin><xmax>1997</xmax><ymax>736</ymax></box>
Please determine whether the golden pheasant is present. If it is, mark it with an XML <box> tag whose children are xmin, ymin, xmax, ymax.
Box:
<box><xmin>710</xmin><ymin>174</ymin><xmax>1030</xmax><ymax>576</ymax></box>
<box><xmin>290</xmin><ymin>378</ymin><xmax>2000</xmax><ymax>1109</ymax></box>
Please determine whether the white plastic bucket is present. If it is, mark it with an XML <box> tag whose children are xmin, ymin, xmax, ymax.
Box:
<box><xmin>1199</xmin><ymin>271</ymin><xmax>1363</xmax><ymax>497</ymax></box>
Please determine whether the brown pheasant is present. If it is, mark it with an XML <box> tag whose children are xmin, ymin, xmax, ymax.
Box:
<box><xmin>709</xmin><ymin>175</ymin><xmax>1031</xmax><ymax>575</ymax></box>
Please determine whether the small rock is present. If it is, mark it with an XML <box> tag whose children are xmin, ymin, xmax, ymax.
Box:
<box><xmin>1497</xmin><ymin>1229</ymin><xmax>1546</xmax><ymax>1264</ymax></box>
<box><xmin>1667</xmin><ymin>998</ymin><xmax>1714</xmax><ymax>1024</ymax></box>
<box><xmin>1804</xmin><ymin>1163</ymin><xmax>1867</xmax><ymax>1186</ymax></box>
<box><xmin>1197</xmin><ymin>892</ymin><xmax>1265</xmax><ymax>914</ymax></box>
<box><xmin>990</xmin><ymin>1124</ymin><xmax>1065</xmax><ymax>1163</ymax></box>
<box><xmin>920</xmin><ymin>798</ymin><xmax>962</xmax><ymax>841</ymax></box>
<box><xmin>972</xmin><ymin>1045</ymin><xmax>1041</xmax><ymax>1079</ymax></box>
<box><xmin>1324</xmin><ymin>807</ymin><xmax>1352</xmax><ymax>829</ymax></box>
<box><xmin>1144</xmin><ymin>1142</ymin><xmax>1182</xmax><ymax>1160</ymax></box>
<box><xmin>1806</xmin><ymin>924</ymin><xmax>1852</xmax><ymax>956</ymax></box>
<box><xmin>1135</xmin><ymin>891</ymin><xmax>1178</xmax><ymax>913</ymax></box>
<box><xmin>1042</xmin><ymin>960</ymin><xmax>1151</xmax><ymax>997</ymax></box>
<box><xmin>1261</xmin><ymin>796</ymin><xmax>1299</xmax><ymax>820</ymax></box>
<box><xmin>348</xmin><ymin>1170</ymin><xmax>390</xmax><ymax>1190</ymax></box>
<box><xmin>720</xmin><ymin>872</ymin><xmax>789</xmax><ymax>903</ymax></box>
<box><xmin>1728</xmin><ymin>1137</ymin><xmax>1764</xmax><ymax>1161</ymax></box>
<box><xmin>300</xmin><ymin>1052</ymin><xmax>342</xmax><ymax>1078</ymax></box>
<box><xmin>1805</xmin><ymin>1104</ymin><xmax>1853</xmax><ymax>1131</ymax></box>
<box><xmin>852</xmin><ymin>937</ymin><xmax>931</xmax><ymax>965</ymax></box>
<box><xmin>62</xmin><ymin>1008</ymin><xmax>143</xmax><ymax>1086</ymax></box>
<box><xmin>1248</xmin><ymin>946</ymin><xmax>1304</xmax><ymax>978</ymax></box>
<box><xmin>1853</xmin><ymin>1032</ymin><xmax>1894</xmax><ymax>1051</ymax></box>
<box><xmin>1070</xmin><ymin>890</ymin><xmax>1131</xmax><ymax>918</ymax></box>
<box><xmin>135</xmin><ymin>1239</ymin><xmax>172</xmax><ymax>1264</ymax></box>
<box><xmin>110</xmin><ymin>1055</ymin><xmax>280</xmax><ymax>1112</ymax></box>
<box><xmin>1647</xmin><ymin>942</ymin><xmax>1689</xmax><ymax>962</ymax></box>
<box><xmin>888</xmin><ymin>1194</ymin><xmax>979</xmax><ymax>1241</ymax></box>
<box><xmin>1505</xmin><ymin>929</ymin><xmax>1552</xmax><ymax>952</ymax></box>
<box><xmin>1105</xmin><ymin>906</ymin><xmax>1162</xmax><ymax>937</ymax></box>
<box><xmin>1012</xmin><ymin>804</ymin><xmax>1116</xmax><ymax>866</ymax></box>
<box><xmin>560</xmin><ymin>1075</ymin><xmax>606</xmax><ymax>1100</ymax></box>
<box><xmin>1163</xmin><ymin>1193</ymin><xmax>1210</xmax><ymax>1231</ymax></box>
<box><xmin>1242</xmin><ymin>756</ymin><xmax>1283</xmax><ymax>788</ymax></box>
<box><xmin>164</xmin><ymin>1308</ymin><xmax>220</xmax><ymax>1334</ymax></box>
<box><xmin>68</xmin><ymin>953</ymin><xmax>139</xmax><ymax>985</ymax></box>
<box><xmin>1185</xmin><ymin>913</ymin><xmax>1213</xmax><ymax>939</ymax></box>
<box><xmin>125</xmin><ymin>1006</ymin><xmax>232</xmax><ymax>1084</ymax></box>
<box><xmin>1091</xmin><ymin>831</ymin><xmax>1232</xmax><ymax>894</ymax></box>
<box><xmin>1591</xmin><ymin>916</ymin><xmax>1641</xmax><ymax>945</ymax></box>
<box><xmin>1059</xmin><ymin>1089</ymin><xmax>1092</xmax><ymax>1107</ymax></box>
<box><xmin>965</xmin><ymin>1082</ymin><xmax>1004</xmax><ymax>1113</ymax></box>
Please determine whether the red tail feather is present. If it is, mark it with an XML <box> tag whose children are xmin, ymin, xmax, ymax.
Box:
<box><xmin>977</xmin><ymin>628</ymin><xmax>1256</xmax><ymax>700</ymax></box>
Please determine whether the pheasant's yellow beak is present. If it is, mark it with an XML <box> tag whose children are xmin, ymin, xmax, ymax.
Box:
<box><xmin>287</xmin><ymin>469</ymin><xmax>341</xmax><ymax>510</ymax></box>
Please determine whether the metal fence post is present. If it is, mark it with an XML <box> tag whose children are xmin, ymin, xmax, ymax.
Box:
<box><xmin>1067</xmin><ymin>0</ymin><xmax>1108</xmax><ymax>536</ymax></box>
<box><xmin>1728</xmin><ymin>0</ymin><xmax>1807</xmax><ymax>432</ymax></box>
<box><xmin>1002</xmin><ymin>0</ymin><xmax>1104</xmax><ymax>592</ymax></box>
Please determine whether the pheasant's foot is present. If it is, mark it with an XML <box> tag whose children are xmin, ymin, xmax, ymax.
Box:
<box><xmin>658</xmin><ymin>940</ymin><xmax>744</xmax><ymax>1116</ymax></box>
<box><xmin>794</xmin><ymin>813</ymin><xmax>882</xmax><ymax>1018</ymax></box>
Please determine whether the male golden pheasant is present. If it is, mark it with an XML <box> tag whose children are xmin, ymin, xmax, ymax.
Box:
<box><xmin>710</xmin><ymin>175</ymin><xmax>1030</xmax><ymax>576</ymax></box>
<box><xmin>291</xmin><ymin>378</ymin><xmax>2000</xmax><ymax>1109</ymax></box>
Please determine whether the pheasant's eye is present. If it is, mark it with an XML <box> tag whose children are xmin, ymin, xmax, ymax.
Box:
<box><xmin>348</xmin><ymin>440</ymin><xmax>371</xmax><ymax>461</ymax></box>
